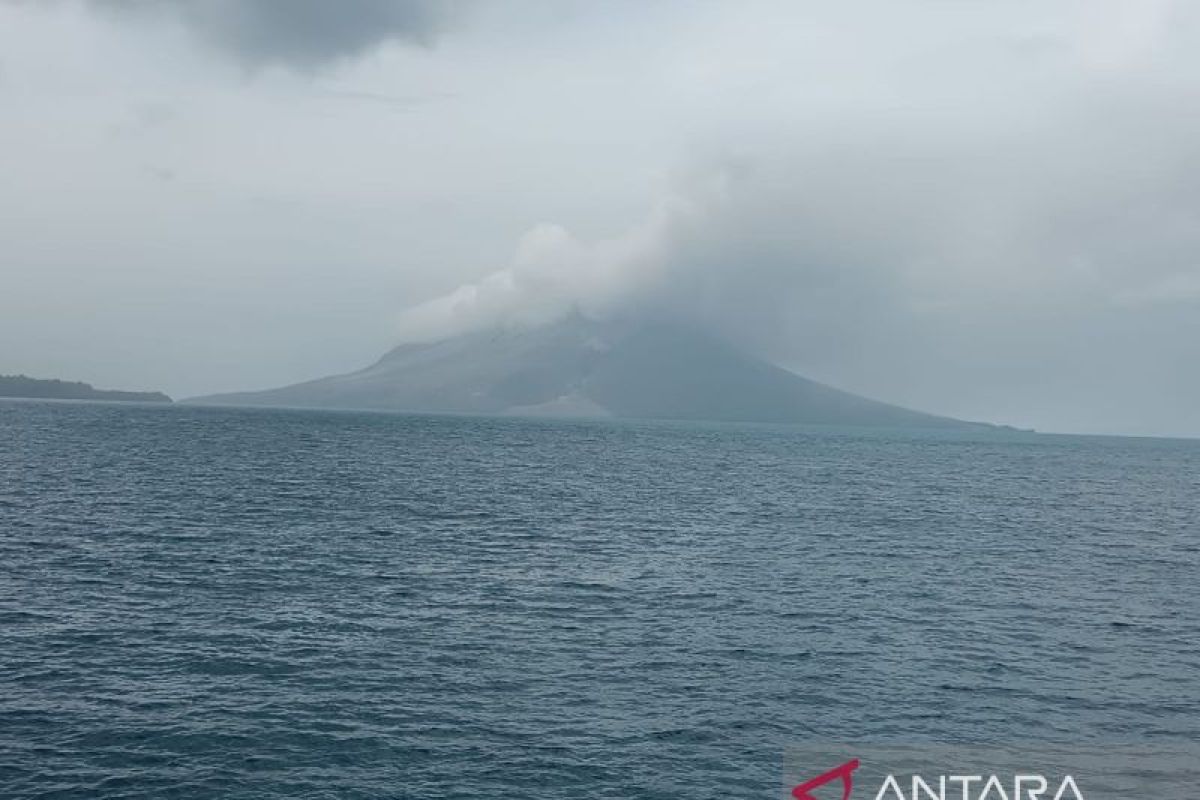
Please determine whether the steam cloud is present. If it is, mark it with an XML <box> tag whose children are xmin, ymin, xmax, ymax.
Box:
<box><xmin>393</xmin><ymin>169</ymin><xmax>735</xmax><ymax>342</ymax></box>
<box><xmin>397</xmin><ymin>88</ymin><xmax>1200</xmax><ymax>369</ymax></box>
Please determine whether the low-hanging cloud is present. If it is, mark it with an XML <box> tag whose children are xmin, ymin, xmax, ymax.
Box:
<box><xmin>395</xmin><ymin>74</ymin><xmax>1200</xmax><ymax>432</ymax></box>
<box><xmin>399</xmin><ymin>98</ymin><xmax>1200</xmax><ymax>341</ymax></box>
<box><xmin>4</xmin><ymin>0</ymin><xmax>1200</xmax><ymax>434</ymax></box>
<box><xmin>90</xmin><ymin>0</ymin><xmax>455</xmax><ymax>69</ymax></box>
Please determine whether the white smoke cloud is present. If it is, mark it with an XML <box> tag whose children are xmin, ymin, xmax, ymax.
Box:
<box><xmin>399</xmin><ymin>87</ymin><xmax>1200</xmax><ymax>345</ymax></box>
<box><xmin>394</xmin><ymin>167</ymin><xmax>735</xmax><ymax>342</ymax></box>
<box><xmin>391</xmin><ymin>71</ymin><xmax>1200</xmax><ymax>437</ymax></box>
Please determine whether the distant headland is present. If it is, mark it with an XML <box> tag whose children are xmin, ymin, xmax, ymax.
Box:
<box><xmin>0</xmin><ymin>374</ymin><xmax>172</xmax><ymax>403</ymax></box>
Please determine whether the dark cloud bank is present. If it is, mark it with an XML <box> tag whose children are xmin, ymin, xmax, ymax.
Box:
<box><xmin>92</xmin><ymin>0</ymin><xmax>454</xmax><ymax>68</ymax></box>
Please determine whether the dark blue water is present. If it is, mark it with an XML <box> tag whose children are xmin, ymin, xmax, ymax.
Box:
<box><xmin>2</xmin><ymin>401</ymin><xmax>1198</xmax><ymax>799</ymax></box>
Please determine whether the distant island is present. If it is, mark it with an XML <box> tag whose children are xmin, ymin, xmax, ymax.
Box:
<box><xmin>188</xmin><ymin>315</ymin><xmax>1000</xmax><ymax>430</ymax></box>
<box><xmin>0</xmin><ymin>374</ymin><xmax>172</xmax><ymax>403</ymax></box>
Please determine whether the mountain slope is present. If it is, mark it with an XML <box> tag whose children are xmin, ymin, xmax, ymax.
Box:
<box><xmin>187</xmin><ymin>317</ymin><xmax>983</xmax><ymax>429</ymax></box>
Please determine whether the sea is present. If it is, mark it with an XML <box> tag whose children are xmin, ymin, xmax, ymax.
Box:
<box><xmin>1</xmin><ymin>400</ymin><xmax>1197</xmax><ymax>799</ymax></box>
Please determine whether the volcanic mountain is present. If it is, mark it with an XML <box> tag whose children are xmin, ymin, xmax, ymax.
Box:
<box><xmin>188</xmin><ymin>316</ymin><xmax>984</xmax><ymax>429</ymax></box>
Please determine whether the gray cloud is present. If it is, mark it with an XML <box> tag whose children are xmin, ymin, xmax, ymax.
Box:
<box><xmin>92</xmin><ymin>0</ymin><xmax>455</xmax><ymax>69</ymax></box>
<box><xmin>393</xmin><ymin>76</ymin><xmax>1200</xmax><ymax>434</ymax></box>
<box><xmin>3</xmin><ymin>0</ymin><xmax>1200</xmax><ymax>435</ymax></box>
<box><xmin>399</xmin><ymin>96</ymin><xmax>1200</xmax><ymax>347</ymax></box>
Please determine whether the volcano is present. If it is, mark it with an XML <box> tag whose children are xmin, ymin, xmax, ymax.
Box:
<box><xmin>188</xmin><ymin>316</ymin><xmax>986</xmax><ymax>429</ymax></box>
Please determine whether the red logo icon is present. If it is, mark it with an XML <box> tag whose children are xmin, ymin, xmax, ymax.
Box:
<box><xmin>792</xmin><ymin>758</ymin><xmax>861</xmax><ymax>800</ymax></box>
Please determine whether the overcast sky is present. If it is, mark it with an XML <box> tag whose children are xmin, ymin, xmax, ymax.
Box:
<box><xmin>2</xmin><ymin>0</ymin><xmax>1199</xmax><ymax>436</ymax></box>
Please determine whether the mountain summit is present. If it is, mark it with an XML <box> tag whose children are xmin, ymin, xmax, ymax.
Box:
<box><xmin>188</xmin><ymin>316</ymin><xmax>984</xmax><ymax>429</ymax></box>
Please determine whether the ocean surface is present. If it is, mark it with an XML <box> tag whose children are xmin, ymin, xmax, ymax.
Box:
<box><xmin>1</xmin><ymin>400</ymin><xmax>1198</xmax><ymax>799</ymax></box>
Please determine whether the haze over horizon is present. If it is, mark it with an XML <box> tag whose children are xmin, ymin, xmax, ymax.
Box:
<box><xmin>3</xmin><ymin>1</ymin><xmax>1200</xmax><ymax>437</ymax></box>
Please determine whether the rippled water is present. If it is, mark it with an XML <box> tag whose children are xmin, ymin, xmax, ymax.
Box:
<box><xmin>2</xmin><ymin>400</ymin><xmax>1198</xmax><ymax>798</ymax></box>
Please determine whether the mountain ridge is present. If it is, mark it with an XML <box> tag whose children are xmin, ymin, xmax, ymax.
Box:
<box><xmin>186</xmin><ymin>317</ymin><xmax>991</xmax><ymax>430</ymax></box>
